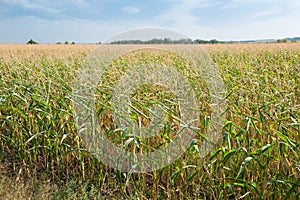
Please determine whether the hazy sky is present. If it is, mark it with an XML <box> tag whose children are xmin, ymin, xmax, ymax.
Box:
<box><xmin>0</xmin><ymin>0</ymin><xmax>299</xmax><ymax>43</ymax></box>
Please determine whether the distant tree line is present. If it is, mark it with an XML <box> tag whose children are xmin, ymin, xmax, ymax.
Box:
<box><xmin>56</xmin><ymin>41</ymin><xmax>76</xmax><ymax>44</ymax></box>
<box><xmin>26</xmin><ymin>39</ymin><xmax>76</xmax><ymax>45</ymax></box>
<box><xmin>110</xmin><ymin>38</ymin><xmax>224</xmax><ymax>44</ymax></box>
<box><xmin>276</xmin><ymin>39</ymin><xmax>288</xmax><ymax>43</ymax></box>
<box><xmin>26</xmin><ymin>37</ymin><xmax>298</xmax><ymax>45</ymax></box>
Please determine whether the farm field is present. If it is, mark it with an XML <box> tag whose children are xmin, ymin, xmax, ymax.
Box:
<box><xmin>0</xmin><ymin>43</ymin><xmax>299</xmax><ymax>199</ymax></box>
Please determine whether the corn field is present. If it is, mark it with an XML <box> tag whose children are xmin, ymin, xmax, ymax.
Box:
<box><xmin>0</xmin><ymin>43</ymin><xmax>299</xmax><ymax>199</ymax></box>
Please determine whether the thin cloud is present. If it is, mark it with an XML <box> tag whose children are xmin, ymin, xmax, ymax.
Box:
<box><xmin>251</xmin><ymin>7</ymin><xmax>283</xmax><ymax>19</ymax></box>
<box><xmin>67</xmin><ymin>0</ymin><xmax>90</xmax><ymax>8</ymax></box>
<box><xmin>122</xmin><ymin>6</ymin><xmax>140</xmax><ymax>14</ymax></box>
<box><xmin>3</xmin><ymin>0</ymin><xmax>61</xmax><ymax>14</ymax></box>
<box><xmin>155</xmin><ymin>0</ymin><xmax>223</xmax><ymax>26</ymax></box>
<box><xmin>221</xmin><ymin>0</ymin><xmax>282</xmax><ymax>9</ymax></box>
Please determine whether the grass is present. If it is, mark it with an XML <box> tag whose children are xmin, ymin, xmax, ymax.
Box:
<box><xmin>0</xmin><ymin>43</ymin><xmax>299</xmax><ymax>199</ymax></box>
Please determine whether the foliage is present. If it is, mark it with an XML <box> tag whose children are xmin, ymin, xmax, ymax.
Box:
<box><xmin>110</xmin><ymin>37</ymin><xmax>224</xmax><ymax>44</ymax></box>
<box><xmin>277</xmin><ymin>39</ymin><xmax>288</xmax><ymax>43</ymax></box>
<box><xmin>0</xmin><ymin>43</ymin><xmax>299</xmax><ymax>199</ymax></box>
<box><xmin>26</xmin><ymin>39</ymin><xmax>38</xmax><ymax>44</ymax></box>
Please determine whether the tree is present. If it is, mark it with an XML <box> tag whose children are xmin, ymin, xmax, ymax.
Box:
<box><xmin>277</xmin><ymin>39</ymin><xmax>288</xmax><ymax>43</ymax></box>
<box><xmin>64</xmin><ymin>41</ymin><xmax>69</xmax><ymax>44</ymax></box>
<box><xmin>26</xmin><ymin>39</ymin><xmax>38</xmax><ymax>44</ymax></box>
<box><xmin>210</xmin><ymin>39</ymin><xmax>218</xmax><ymax>44</ymax></box>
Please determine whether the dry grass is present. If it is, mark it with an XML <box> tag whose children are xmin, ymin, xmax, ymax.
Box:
<box><xmin>0</xmin><ymin>163</ymin><xmax>55</xmax><ymax>200</ymax></box>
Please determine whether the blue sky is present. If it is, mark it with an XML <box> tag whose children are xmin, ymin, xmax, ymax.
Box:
<box><xmin>0</xmin><ymin>0</ymin><xmax>299</xmax><ymax>43</ymax></box>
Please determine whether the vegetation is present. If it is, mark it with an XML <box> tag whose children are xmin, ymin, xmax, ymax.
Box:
<box><xmin>110</xmin><ymin>38</ymin><xmax>223</xmax><ymax>44</ymax></box>
<box><xmin>0</xmin><ymin>43</ymin><xmax>299</xmax><ymax>199</ymax></box>
<box><xmin>277</xmin><ymin>39</ymin><xmax>288</xmax><ymax>43</ymax></box>
<box><xmin>26</xmin><ymin>39</ymin><xmax>38</xmax><ymax>45</ymax></box>
<box><xmin>56</xmin><ymin>41</ymin><xmax>76</xmax><ymax>45</ymax></box>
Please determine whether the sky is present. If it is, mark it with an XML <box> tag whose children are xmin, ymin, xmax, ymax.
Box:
<box><xmin>0</xmin><ymin>0</ymin><xmax>300</xmax><ymax>43</ymax></box>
